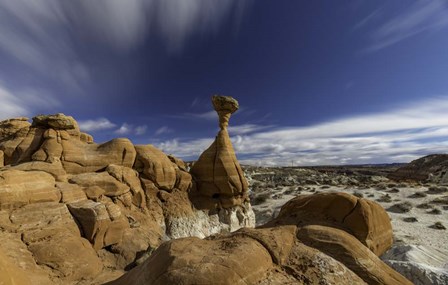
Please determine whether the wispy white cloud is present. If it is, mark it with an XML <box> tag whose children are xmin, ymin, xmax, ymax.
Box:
<box><xmin>352</xmin><ymin>7</ymin><xmax>383</xmax><ymax>31</ymax></box>
<box><xmin>169</xmin><ymin>110</ymin><xmax>218</xmax><ymax>121</ymax></box>
<box><xmin>157</xmin><ymin>96</ymin><xmax>448</xmax><ymax>166</ymax></box>
<box><xmin>228</xmin><ymin>124</ymin><xmax>274</xmax><ymax>135</ymax></box>
<box><xmin>115</xmin><ymin>123</ymin><xmax>133</xmax><ymax>135</ymax></box>
<box><xmin>114</xmin><ymin>123</ymin><xmax>148</xmax><ymax>136</ymax></box>
<box><xmin>78</xmin><ymin>118</ymin><xmax>116</xmax><ymax>132</ymax></box>
<box><xmin>155</xmin><ymin>126</ymin><xmax>173</xmax><ymax>136</ymax></box>
<box><xmin>362</xmin><ymin>1</ymin><xmax>448</xmax><ymax>53</ymax></box>
<box><xmin>0</xmin><ymin>0</ymin><xmax>252</xmax><ymax>107</ymax></box>
<box><xmin>135</xmin><ymin>125</ymin><xmax>148</xmax><ymax>135</ymax></box>
<box><xmin>0</xmin><ymin>0</ymin><xmax>251</xmax><ymax>82</ymax></box>
<box><xmin>0</xmin><ymin>86</ymin><xmax>29</xmax><ymax>120</ymax></box>
<box><xmin>0</xmin><ymin>82</ymin><xmax>59</xmax><ymax>120</ymax></box>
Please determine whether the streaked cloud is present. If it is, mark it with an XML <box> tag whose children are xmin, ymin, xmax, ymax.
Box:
<box><xmin>228</xmin><ymin>124</ymin><xmax>274</xmax><ymax>135</ymax></box>
<box><xmin>0</xmin><ymin>0</ymin><xmax>252</xmax><ymax>112</ymax></box>
<box><xmin>78</xmin><ymin>118</ymin><xmax>117</xmax><ymax>132</ymax></box>
<box><xmin>0</xmin><ymin>83</ymin><xmax>59</xmax><ymax>120</ymax></box>
<box><xmin>114</xmin><ymin>123</ymin><xmax>148</xmax><ymax>136</ymax></box>
<box><xmin>155</xmin><ymin>126</ymin><xmax>173</xmax><ymax>136</ymax></box>
<box><xmin>169</xmin><ymin>110</ymin><xmax>218</xmax><ymax>121</ymax></box>
<box><xmin>362</xmin><ymin>1</ymin><xmax>448</xmax><ymax>52</ymax></box>
<box><xmin>0</xmin><ymin>86</ymin><xmax>28</xmax><ymax>120</ymax></box>
<box><xmin>135</xmin><ymin>125</ymin><xmax>148</xmax><ymax>135</ymax></box>
<box><xmin>157</xmin><ymin>97</ymin><xmax>448</xmax><ymax>166</ymax></box>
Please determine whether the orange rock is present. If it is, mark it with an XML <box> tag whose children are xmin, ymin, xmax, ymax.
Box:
<box><xmin>270</xmin><ymin>192</ymin><xmax>393</xmax><ymax>256</ymax></box>
<box><xmin>190</xmin><ymin>95</ymin><xmax>248</xmax><ymax>209</ymax></box>
<box><xmin>297</xmin><ymin>225</ymin><xmax>412</xmax><ymax>285</ymax></box>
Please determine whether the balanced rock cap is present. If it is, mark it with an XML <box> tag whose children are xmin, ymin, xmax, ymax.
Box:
<box><xmin>32</xmin><ymin>113</ymin><xmax>77</xmax><ymax>130</ymax></box>
<box><xmin>212</xmin><ymin>95</ymin><xmax>239</xmax><ymax>114</ymax></box>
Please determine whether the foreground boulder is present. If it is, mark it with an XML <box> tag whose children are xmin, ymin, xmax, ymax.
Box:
<box><xmin>108</xmin><ymin>192</ymin><xmax>411</xmax><ymax>285</ymax></box>
<box><xmin>266</xmin><ymin>192</ymin><xmax>393</xmax><ymax>256</ymax></box>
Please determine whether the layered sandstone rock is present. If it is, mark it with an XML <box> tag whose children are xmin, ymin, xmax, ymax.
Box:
<box><xmin>0</xmin><ymin>111</ymin><xmax>410</xmax><ymax>285</ymax></box>
<box><xmin>190</xmin><ymin>95</ymin><xmax>249</xmax><ymax>209</ymax></box>
<box><xmin>134</xmin><ymin>145</ymin><xmax>177</xmax><ymax>191</ymax></box>
<box><xmin>267</xmin><ymin>192</ymin><xmax>393</xmax><ymax>256</ymax></box>
<box><xmin>0</xmin><ymin>170</ymin><xmax>61</xmax><ymax>210</ymax></box>
<box><xmin>109</xmin><ymin>192</ymin><xmax>410</xmax><ymax>285</ymax></box>
<box><xmin>68</xmin><ymin>200</ymin><xmax>129</xmax><ymax>250</ymax></box>
<box><xmin>0</xmin><ymin>247</ymin><xmax>32</xmax><ymax>285</ymax></box>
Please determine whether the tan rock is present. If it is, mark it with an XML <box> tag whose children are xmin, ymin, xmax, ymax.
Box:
<box><xmin>9</xmin><ymin>127</ymin><xmax>45</xmax><ymax>164</ymax></box>
<box><xmin>0</xmin><ymin>150</ymin><xmax>3</xmax><ymax>167</ymax></box>
<box><xmin>168</xmin><ymin>154</ymin><xmax>188</xmax><ymax>171</ymax></box>
<box><xmin>269</xmin><ymin>192</ymin><xmax>393</xmax><ymax>256</ymax></box>
<box><xmin>107</xmin><ymin>225</ymin><xmax>368</xmax><ymax>285</ymax></box>
<box><xmin>11</xmin><ymin>160</ymin><xmax>68</xmax><ymax>182</ymax></box>
<box><xmin>28</xmin><ymin>233</ymin><xmax>102</xmax><ymax>280</ymax></box>
<box><xmin>297</xmin><ymin>225</ymin><xmax>412</xmax><ymax>285</ymax></box>
<box><xmin>106</xmin><ymin>235</ymin><xmax>273</xmax><ymax>285</ymax></box>
<box><xmin>57</xmin><ymin>182</ymin><xmax>87</xmax><ymax>203</ymax></box>
<box><xmin>61</xmin><ymin>138</ymin><xmax>136</xmax><ymax>174</ymax></box>
<box><xmin>0</xmin><ymin>117</ymin><xmax>32</xmax><ymax>165</ymax></box>
<box><xmin>0</xmin><ymin>247</ymin><xmax>32</xmax><ymax>285</ymax></box>
<box><xmin>0</xmin><ymin>232</ymin><xmax>53</xmax><ymax>285</ymax></box>
<box><xmin>84</xmin><ymin>185</ymin><xmax>106</xmax><ymax>201</ymax></box>
<box><xmin>68</xmin><ymin>200</ymin><xmax>129</xmax><ymax>250</ymax></box>
<box><xmin>69</xmin><ymin>172</ymin><xmax>130</xmax><ymax>197</ymax></box>
<box><xmin>0</xmin><ymin>117</ymin><xmax>30</xmax><ymax>139</ymax></box>
<box><xmin>174</xmin><ymin>168</ymin><xmax>193</xmax><ymax>192</ymax></box>
<box><xmin>32</xmin><ymin>113</ymin><xmax>79</xmax><ymax>131</ymax></box>
<box><xmin>6</xmin><ymin>202</ymin><xmax>102</xmax><ymax>282</ymax></box>
<box><xmin>0</xmin><ymin>170</ymin><xmax>60</xmax><ymax>210</ymax></box>
<box><xmin>80</xmin><ymin>132</ymin><xmax>94</xmax><ymax>143</ymax></box>
<box><xmin>282</xmin><ymin>240</ymin><xmax>367</xmax><ymax>285</ymax></box>
<box><xmin>106</xmin><ymin>164</ymin><xmax>146</xmax><ymax>207</ymax></box>
<box><xmin>10</xmin><ymin>202</ymin><xmax>80</xmax><ymax>237</ymax></box>
<box><xmin>190</xmin><ymin>95</ymin><xmax>248</xmax><ymax>209</ymax></box>
<box><xmin>134</xmin><ymin>145</ymin><xmax>177</xmax><ymax>191</ymax></box>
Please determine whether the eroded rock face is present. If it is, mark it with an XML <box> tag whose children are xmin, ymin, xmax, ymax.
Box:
<box><xmin>109</xmin><ymin>192</ymin><xmax>411</xmax><ymax>285</ymax></box>
<box><xmin>0</xmin><ymin>247</ymin><xmax>32</xmax><ymax>285</ymax></box>
<box><xmin>190</xmin><ymin>95</ymin><xmax>249</xmax><ymax>209</ymax></box>
<box><xmin>0</xmin><ymin>170</ymin><xmax>61</xmax><ymax>210</ymax></box>
<box><xmin>0</xmin><ymin>112</ymin><xmax>410</xmax><ymax>285</ymax></box>
<box><xmin>134</xmin><ymin>145</ymin><xmax>177</xmax><ymax>191</ymax></box>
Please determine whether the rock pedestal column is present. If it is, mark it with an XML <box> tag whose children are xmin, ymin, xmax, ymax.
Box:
<box><xmin>191</xmin><ymin>95</ymin><xmax>249</xmax><ymax>209</ymax></box>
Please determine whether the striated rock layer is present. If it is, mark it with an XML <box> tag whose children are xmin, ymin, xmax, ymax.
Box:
<box><xmin>191</xmin><ymin>95</ymin><xmax>250</xmax><ymax>209</ymax></box>
<box><xmin>0</xmin><ymin>108</ymin><xmax>255</xmax><ymax>284</ymax></box>
<box><xmin>108</xmin><ymin>192</ymin><xmax>411</xmax><ymax>285</ymax></box>
<box><xmin>0</xmin><ymin>101</ymin><xmax>409</xmax><ymax>284</ymax></box>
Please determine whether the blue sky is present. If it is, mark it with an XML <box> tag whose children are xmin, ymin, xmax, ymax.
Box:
<box><xmin>1</xmin><ymin>0</ymin><xmax>448</xmax><ymax>165</ymax></box>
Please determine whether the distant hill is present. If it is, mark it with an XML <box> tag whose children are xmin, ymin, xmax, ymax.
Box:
<box><xmin>388</xmin><ymin>154</ymin><xmax>448</xmax><ymax>184</ymax></box>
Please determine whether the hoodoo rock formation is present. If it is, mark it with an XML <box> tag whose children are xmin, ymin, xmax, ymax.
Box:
<box><xmin>0</xmin><ymin>108</ymin><xmax>255</xmax><ymax>284</ymax></box>
<box><xmin>0</xmin><ymin>97</ymin><xmax>411</xmax><ymax>284</ymax></box>
<box><xmin>190</xmin><ymin>95</ymin><xmax>250</xmax><ymax>209</ymax></box>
